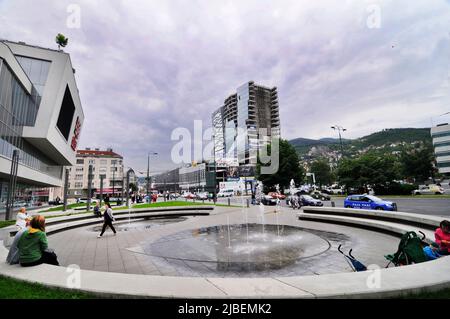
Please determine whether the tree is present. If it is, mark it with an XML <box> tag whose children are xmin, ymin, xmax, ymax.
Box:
<box><xmin>310</xmin><ymin>159</ymin><xmax>332</xmax><ymax>186</ymax></box>
<box><xmin>337</xmin><ymin>152</ymin><xmax>401</xmax><ymax>192</ymax></box>
<box><xmin>55</xmin><ymin>33</ymin><xmax>68</xmax><ymax>50</ymax></box>
<box><xmin>399</xmin><ymin>143</ymin><xmax>435</xmax><ymax>183</ymax></box>
<box><xmin>256</xmin><ymin>139</ymin><xmax>305</xmax><ymax>192</ymax></box>
<box><xmin>129</xmin><ymin>183</ymin><xmax>138</xmax><ymax>193</ymax></box>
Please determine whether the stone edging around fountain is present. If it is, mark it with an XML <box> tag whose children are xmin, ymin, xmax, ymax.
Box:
<box><xmin>1</xmin><ymin>207</ymin><xmax>450</xmax><ymax>298</ymax></box>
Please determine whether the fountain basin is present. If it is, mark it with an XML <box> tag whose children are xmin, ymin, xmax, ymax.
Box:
<box><xmin>142</xmin><ymin>224</ymin><xmax>332</xmax><ymax>271</ymax></box>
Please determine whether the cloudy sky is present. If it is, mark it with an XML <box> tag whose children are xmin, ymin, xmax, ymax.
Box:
<box><xmin>1</xmin><ymin>0</ymin><xmax>449</xmax><ymax>173</ymax></box>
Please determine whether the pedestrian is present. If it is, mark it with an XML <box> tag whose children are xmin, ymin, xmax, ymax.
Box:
<box><xmin>17</xmin><ymin>215</ymin><xmax>59</xmax><ymax>267</ymax></box>
<box><xmin>93</xmin><ymin>202</ymin><xmax>101</xmax><ymax>217</ymax></box>
<box><xmin>434</xmin><ymin>220</ymin><xmax>450</xmax><ymax>255</ymax></box>
<box><xmin>6</xmin><ymin>218</ymin><xmax>30</xmax><ymax>265</ymax></box>
<box><xmin>15</xmin><ymin>207</ymin><xmax>30</xmax><ymax>230</ymax></box>
<box><xmin>98</xmin><ymin>203</ymin><xmax>116</xmax><ymax>238</ymax></box>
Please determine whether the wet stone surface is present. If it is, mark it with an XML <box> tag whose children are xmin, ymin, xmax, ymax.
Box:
<box><xmin>88</xmin><ymin>217</ymin><xmax>187</xmax><ymax>233</ymax></box>
<box><xmin>137</xmin><ymin>224</ymin><xmax>352</xmax><ymax>276</ymax></box>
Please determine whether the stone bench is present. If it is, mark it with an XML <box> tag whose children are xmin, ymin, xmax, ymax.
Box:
<box><xmin>1</xmin><ymin>239</ymin><xmax>450</xmax><ymax>298</ymax></box>
<box><xmin>1</xmin><ymin>205</ymin><xmax>450</xmax><ymax>298</ymax></box>
<box><xmin>3</xmin><ymin>206</ymin><xmax>214</xmax><ymax>242</ymax></box>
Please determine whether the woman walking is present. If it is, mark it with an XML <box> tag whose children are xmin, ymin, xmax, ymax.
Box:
<box><xmin>98</xmin><ymin>203</ymin><xmax>116</xmax><ymax>238</ymax></box>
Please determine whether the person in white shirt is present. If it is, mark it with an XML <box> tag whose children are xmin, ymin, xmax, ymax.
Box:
<box><xmin>15</xmin><ymin>207</ymin><xmax>30</xmax><ymax>230</ymax></box>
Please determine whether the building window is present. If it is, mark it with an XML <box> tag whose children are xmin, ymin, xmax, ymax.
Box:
<box><xmin>74</xmin><ymin>182</ymin><xmax>83</xmax><ymax>188</ymax></box>
<box><xmin>56</xmin><ymin>86</ymin><xmax>76</xmax><ymax>141</ymax></box>
<box><xmin>88</xmin><ymin>159</ymin><xmax>95</xmax><ymax>164</ymax></box>
<box><xmin>76</xmin><ymin>167</ymin><xmax>83</xmax><ymax>172</ymax></box>
<box><xmin>76</xmin><ymin>159</ymin><xmax>84</xmax><ymax>164</ymax></box>
<box><xmin>100</xmin><ymin>159</ymin><xmax>107</xmax><ymax>165</ymax></box>
<box><xmin>111</xmin><ymin>167</ymin><xmax>117</xmax><ymax>172</ymax></box>
<box><xmin>75</xmin><ymin>174</ymin><xmax>83</xmax><ymax>180</ymax></box>
<box><xmin>111</xmin><ymin>160</ymin><xmax>117</xmax><ymax>165</ymax></box>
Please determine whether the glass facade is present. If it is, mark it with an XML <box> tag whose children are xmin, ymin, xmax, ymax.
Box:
<box><xmin>15</xmin><ymin>55</ymin><xmax>51</xmax><ymax>97</ymax></box>
<box><xmin>0</xmin><ymin>57</ymin><xmax>62</xmax><ymax>214</ymax></box>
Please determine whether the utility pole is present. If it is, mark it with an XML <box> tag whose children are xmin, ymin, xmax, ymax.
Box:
<box><xmin>99</xmin><ymin>175</ymin><xmax>104</xmax><ymax>208</ymax></box>
<box><xmin>147</xmin><ymin>152</ymin><xmax>158</xmax><ymax>202</ymax></box>
<box><xmin>6</xmin><ymin>150</ymin><xmax>19</xmax><ymax>220</ymax></box>
<box><xmin>112</xmin><ymin>161</ymin><xmax>116</xmax><ymax>199</ymax></box>
<box><xmin>87</xmin><ymin>164</ymin><xmax>93</xmax><ymax>212</ymax></box>
<box><xmin>63</xmin><ymin>168</ymin><xmax>69</xmax><ymax>212</ymax></box>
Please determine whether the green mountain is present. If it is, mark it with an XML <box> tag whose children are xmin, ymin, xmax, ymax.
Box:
<box><xmin>289</xmin><ymin>128</ymin><xmax>432</xmax><ymax>158</ymax></box>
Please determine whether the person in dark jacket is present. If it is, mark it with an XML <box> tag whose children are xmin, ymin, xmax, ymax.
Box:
<box><xmin>98</xmin><ymin>203</ymin><xmax>116</xmax><ymax>238</ymax></box>
<box><xmin>93</xmin><ymin>202</ymin><xmax>101</xmax><ymax>217</ymax></box>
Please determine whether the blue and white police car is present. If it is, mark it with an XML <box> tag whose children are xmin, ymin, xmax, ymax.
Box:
<box><xmin>344</xmin><ymin>194</ymin><xmax>397</xmax><ymax>211</ymax></box>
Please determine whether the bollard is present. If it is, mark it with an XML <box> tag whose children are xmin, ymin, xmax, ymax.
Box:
<box><xmin>246</xmin><ymin>198</ymin><xmax>249</xmax><ymax>208</ymax></box>
<box><xmin>202</xmin><ymin>199</ymin><xmax>204</xmax><ymax>204</ymax></box>
<box><xmin>331</xmin><ymin>201</ymin><xmax>335</xmax><ymax>207</ymax></box>
<box><xmin>228</xmin><ymin>198</ymin><xmax>230</xmax><ymax>206</ymax></box>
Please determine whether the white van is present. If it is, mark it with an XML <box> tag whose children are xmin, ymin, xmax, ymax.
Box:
<box><xmin>217</xmin><ymin>189</ymin><xmax>234</xmax><ymax>197</ymax></box>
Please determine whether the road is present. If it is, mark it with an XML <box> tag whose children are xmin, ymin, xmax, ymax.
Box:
<box><xmin>1</xmin><ymin>196</ymin><xmax>449</xmax><ymax>220</ymax></box>
<box><xmin>215</xmin><ymin>196</ymin><xmax>450</xmax><ymax>218</ymax></box>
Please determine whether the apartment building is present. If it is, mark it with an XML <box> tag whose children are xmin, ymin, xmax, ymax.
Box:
<box><xmin>212</xmin><ymin>81</ymin><xmax>280</xmax><ymax>166</ymax></box>
<box><xmin>68</xmin><ymin>148</ymin><xmax>123</xmax><ymax>198</ymax></box>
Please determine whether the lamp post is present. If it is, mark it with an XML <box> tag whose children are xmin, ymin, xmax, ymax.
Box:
<box><xmin>147</xmin><ymin>152</ymin><xmax>158</xmax><ymax>203</ymax></box>
<box><xmin>331</xmin><ymin>125</ymin><xmax>347</xmax><ymax>157</ymax></box>
<box><xmin>126</xmin><ymin>168</ymin><xmax>134</xmax><ymax>207</ymax></box>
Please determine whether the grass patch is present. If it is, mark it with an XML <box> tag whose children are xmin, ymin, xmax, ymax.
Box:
<box><xmin>400</xmin><ymin>287</ymin><xmax>450</xmax><ymax>299</ymax></box>
<box><xmin>129</xmin><ymin>200</ymin><xmax>215</xmax><ymax>209</ymax></box>
<box><xmin>41</xmin><ymin>203</ymin><xmax>86</xmax><ymax>212</ymax></box>
<box><xmin>126</xmin><ymin>200</ymin><xmax>241</xmax><ymax>210</ymax></box>
<box><xmin>0</xmin><ymin>220</ymin><xmax>15</xmax><ymax>229</ymax></box>
<box><xmin>0</xmin><ymin>275</ymin><xmax>97</xmax><ymax>299</ymax></box>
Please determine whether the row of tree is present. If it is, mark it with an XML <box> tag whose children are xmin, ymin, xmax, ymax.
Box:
<box><xmin>256</xmin><ymin>139</ymin><xmax>437</xmax><ymax>194</ymax></box>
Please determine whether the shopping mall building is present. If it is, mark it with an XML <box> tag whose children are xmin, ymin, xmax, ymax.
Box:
<box><xmin>0</xmin><ymin>40</ymin><xmax>84</xmax><ymax>214</ymax></box>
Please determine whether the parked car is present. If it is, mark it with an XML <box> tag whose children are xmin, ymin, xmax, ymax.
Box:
<box><xmin>76</xmin><ymin>198</ymin><xmax>98</xmax><ymax>204</ymax></box>
<box><xmin>413</xmin><ymin>185</ymin><xmax>445</xmax><ymax>195</ymax></box>
<box><xmin>299</xmin><ymin>195</ymin><xmax>323</xmax><ymax>207</ymax></box>
<box><xmin>261</xmin><ymin>195</ymin><xmax>278</xmax><ymax>205</ymax></box>
<box><xmin>196</xmin><ymin>192</ymin><xmax>209</xmax><ymax>200</ymax></box>
<box><xmin>326</xmin><ymin>185</ymin><xmax>344</xmax><ymax>195</ymax></box>
<box><xmin>268</xmin><ymin>192</ymin><xmax>286</xmax><ymax>200</ymax></box>
<box><xmin>310</xmin><ymin>191</ymin><xmax>331</xmax><ymax>201</ymax></box>
<box><xmin>169</xmin><ymin>193</ymin><xmax>180</xmax><ymax>199</ymax></box>
<box><xmin>344</xmin><ymin>194</ymin><xmax>397</xmax><ymax>211</ymax></box>
<box><xmin>217</xmin><ymin>189</ymin><xmax>234</xmax><ymax>197</ymax></box>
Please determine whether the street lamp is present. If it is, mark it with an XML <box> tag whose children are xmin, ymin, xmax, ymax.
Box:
<box><xmin>126</xmin><ymin>168</ymin><xmax>135</xmax><ymax>207</ymax></box>
<box><xmin>147</xmin><ymin>152</ymin><xmax>158</xmax><ymax>202</ymax></box>
<box><xmin>331</xmin><ymin>125</ymin><xmax>347</xmax><ymax>157</ymax></box>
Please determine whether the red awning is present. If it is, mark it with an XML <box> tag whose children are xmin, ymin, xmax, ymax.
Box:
<box><xmin>94</xmin><ymin>188</ymin><xmax>122</xmax><ymax>194</ymax></box>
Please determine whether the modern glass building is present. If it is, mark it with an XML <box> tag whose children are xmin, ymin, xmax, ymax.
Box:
<box><xmin>212</xmin><ymin>81</ymin><xmax>280</xmax><ymax>166</ymax></box>
<box><xmin>0</xmin><ymin>40</ymin><xmax>84</xmax><ymax>215</ymax></box>
<box><xmin>431</xmin><ymin>122</ymin><xmax>450</xmax><ymax>175</ymax></box>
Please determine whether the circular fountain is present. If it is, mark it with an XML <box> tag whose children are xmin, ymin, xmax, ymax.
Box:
<box><xmin>142</xmin><ymin>223</ymin><xmax>332</xmax><ymax>273</ymax></box>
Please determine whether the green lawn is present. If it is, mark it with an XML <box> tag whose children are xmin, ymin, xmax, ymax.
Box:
<box><xmin>401</xmin><ymin>287</ymin><xmax>450</xmax><ymax>299</ymax></box>
<box><xmin>128</xmin><ymin>200</ymin><xmax>241</xmax><ymax>210</ymax></box>
<box><xmin>0</xmin><ymin>220</ymin><xmax>15</xmax><ymax>229</ymax></box>
<box><xmin>0</xmin><ymin>275</ymin><xmax>96</xmax><ymax>299</ymax></box>
<box><xmin>0</xmin><ymin>273</ymin><xmax>449</xmax><ymax>299</ymax></box>
<box><xmin>42</xmin><ymin>202</ymin><xmax>95</xmax><ymax>212</ymax></box>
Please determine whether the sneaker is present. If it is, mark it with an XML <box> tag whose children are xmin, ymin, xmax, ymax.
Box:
<box><xmin>113</xmin><ymin>232</ymin><xmax>117</xmax><ymax>236</ymax></box>
<box><xmin>97</xmin><ymin>235</ymin><xmax>102</xmax><ymax>238</ymax></box>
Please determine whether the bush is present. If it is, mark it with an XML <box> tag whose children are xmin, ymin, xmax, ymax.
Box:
<box><xmin>373</xmin><ymin>183</ymin><xmax>416</xmax><ymax>195</ymax></box>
